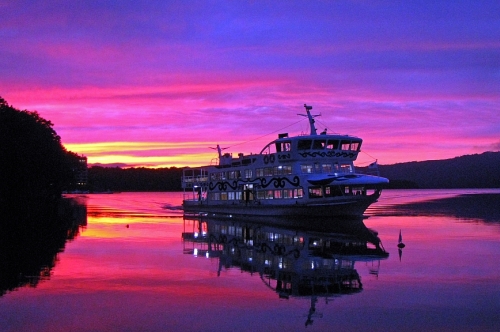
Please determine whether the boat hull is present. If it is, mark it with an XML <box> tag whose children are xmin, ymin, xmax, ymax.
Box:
<box><xmin>183</xmin><ymin>193</ymin><xmax>379</xmax><ymax>218</ymax></box>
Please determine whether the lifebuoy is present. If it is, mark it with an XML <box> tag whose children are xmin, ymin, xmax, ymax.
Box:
<box><xmin>264</xmin><ymin>155</ymin><xmax>269</xmax><ymax>164</ymax></box>
<box><xmin>269</xmin><ymin>154</ymin><xmax>275</xmax><ymax>163</ymax></box>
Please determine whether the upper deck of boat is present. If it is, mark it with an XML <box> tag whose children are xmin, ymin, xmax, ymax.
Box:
<box><xmin>186</xmin><ymin>104</ymin><xmax>364</xmax><ymax>171</ymax></box>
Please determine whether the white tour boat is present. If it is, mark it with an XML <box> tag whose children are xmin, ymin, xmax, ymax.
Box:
<box><xmin>182</xmin><ymin>104</ymin><xmax>389</xmax><ymax>218</ymax></box>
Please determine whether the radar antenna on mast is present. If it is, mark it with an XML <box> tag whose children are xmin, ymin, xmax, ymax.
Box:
<box><xmin>298</xmin><ymin>104</ymin><xmax>321</xmax><ymax>135</ymax></box>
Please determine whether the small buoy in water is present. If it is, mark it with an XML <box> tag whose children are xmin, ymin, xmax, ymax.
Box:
<box><xmin>397</xmin><ymin>229</ymin><xmax>405</xmax><ymax>248</ymax></box>
<box><xmin>126</xmin><ymin>224</ymin><xmax>129</xmax><ymax>228</ymax></box>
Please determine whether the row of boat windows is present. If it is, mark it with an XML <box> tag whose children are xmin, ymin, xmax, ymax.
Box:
<box><xmin>209</xmin><ymin>163</ymin><xmax>352</xmax><ymax>181</ymax></box>
<box><xmin>211</xmin><ymin>166</ymin><xmax>294</xmax><ymax>180</ymax></box>
<box><xmin>274</xmin><ymin>139</ymin><xmax>361</xmax><ymax>153</ymax></box>
<box><xmin>301</xmin><ymin>163</ymin><xmax>352</xmax><ymax>174</ymax></box>
<box><xmin>297</xmin><ymin>139</ymin><xmax>361</xmax><ymax>151</ymax></box>
<box><xmin>211</xmin><ymin>224</ymin><xmax>305</xmax><ymax>247</ymax></box>
<box><xmin>309</xmin><ymin>185</ymin><xmax>368</xmax><ymax>198</ymax></box>
<box><xmin>208</xmin><ymin>185</ymin><xmax>367</xmax><ymax>201</ymax></box>
<box><xmin>226</xmin><ymin>249</ymin><xmax>352</xmax><ymax>272</ymax></box>
<box><xmin>208</xmin><ymin>188</ymin><xmax>304</xmax><ymax>201</ymax></box>
<box><xmin>199</xmin><ymin>225</ymin><xmax>362</xmax><ymax>267</ymax></box>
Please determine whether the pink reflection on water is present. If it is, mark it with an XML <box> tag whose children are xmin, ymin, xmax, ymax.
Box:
<box><xmin>2</xmin><ymin>190</ymin><xmax>500</xmax><ymax>331</ymax></box>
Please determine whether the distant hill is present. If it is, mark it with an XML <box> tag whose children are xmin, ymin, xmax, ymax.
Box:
<box><xmin>86</xmin><ymin>151</ymin><xmax>500</xmax><ymax>191</ymax></box>
<box><xmin>373</xmin><ymin>151</ymin><xmax>500</xmax><ymax>189</ymax></box>
<box><xmin>87</xmin><ymin>166</ymin><xmax>183</xmax><ymax>192</ymax></box>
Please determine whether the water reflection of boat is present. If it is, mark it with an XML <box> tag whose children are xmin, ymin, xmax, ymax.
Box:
<box><xmin>182</xmin><ymin>214</ymin><xmax>388</xmax><ymax>325</ymax></box>
<box><xmin>182</xmin><ymin>104</ymin><xmax>389</xmax><ymax>218</ymax></box>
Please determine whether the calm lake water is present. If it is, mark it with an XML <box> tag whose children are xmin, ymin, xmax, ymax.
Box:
<box><xmin>1</xmin><ymin>189</ymin><xmax>500</xmax><ymax>332</ymax></box>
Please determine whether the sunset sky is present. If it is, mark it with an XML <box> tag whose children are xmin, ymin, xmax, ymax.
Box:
<box><xmin>2</xmin><ymin>1</ymin><xmax>499</xmax><ymax>168</ymax></box>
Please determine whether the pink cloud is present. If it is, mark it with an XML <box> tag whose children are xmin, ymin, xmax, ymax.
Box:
<box><xmin>1</xmin><ymin>1</ymin><xmax>498</xmax><ymax>167</ymax></box>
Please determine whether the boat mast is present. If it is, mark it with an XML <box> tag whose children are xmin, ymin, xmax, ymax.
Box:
<box><xmin>300</xmin><ymin>104</ymin><xmax>320</xmax><ymax>136</ymax></box>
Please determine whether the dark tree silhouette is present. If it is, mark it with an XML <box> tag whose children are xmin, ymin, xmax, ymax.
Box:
<box><xmin>87</xmin><ymin>166</ymin><xmax>183</xmax><ymax>192</ymax></box>
<box><xmin>0</xmin><ymin>97</ymin><xmax>76</xmax><ymax>202</ymax></box>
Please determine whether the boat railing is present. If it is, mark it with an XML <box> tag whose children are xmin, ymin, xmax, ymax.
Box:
<box><xmin>353</xmin><ymin>160</ymin><xmax>380</xmax><ymax>176</ymax></box>
<box><xmin>183</xmin><ymin>175</ymin><xmax>209</xmax><ymax>184</ymax></box>
<box><xmin>355</xmin><ymin>167</ymin><xmax>380</xmax><ymax>177</ymax></box>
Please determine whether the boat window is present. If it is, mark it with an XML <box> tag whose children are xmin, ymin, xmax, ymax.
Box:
<box><xmin>352</xmin><ymin>187</ymin><xmax>364</xmax><ymax>195</ymax></box>
<box><xmin>322</xmin><ymin>163</ymin><xmax>332</xmax><ymax>173</ymax></box>
<box><xmin>242</xmin><ymin>158</ymin><xmax>252</xmax><ymax>165</ymax></box>
<box><xmin>308</xmin><ymin>187</ymin><xmax>323</xmax><ymax>198</ymax></box>
<box><xmin>256</xmin><ymin>168</ymin><xmax>264</xmax><ymax>177</ymax></box>
<box><xmin>256</xmin><ymin>188</ymin><xmax>304</xmax><ymax>200</ymax></box>
<box><xmin>312</xmin><ymin>139</ymin><xmax>327</xmax><ymax>150</ymax></box>
<box><xmin>244</xmin><ymin>169</ymin><xmax>253</xmax><ymax>179</ymax></box>
<box><xmin>301</xmin><ymin>164</ymin><xmax>313</xmax><ymax>173</ymax></box>
<box><xmin>211</xmin><ymin>172</ymin><xmax>224</xmax><ymax>180</ymax></box>
<box><xmin>274</xmin><ymin>190</ymin><xmax>282</xmax><ymax>199</ymax></box>
<box><xmin>325</xmin><ymin>185</ymin><xmax>343</xmax><ymax>197</ymax></box>
<box><xmin>341</xmin><ymin>140</ymin><xmax>351</xmax><ymax>150</ymax></box>
<box><xmin>276</xmin><ymin>141</ymin><xmax>291</xmax><ymax>152</ymax></box>
<box><xmin>297</xmin><ymin>140</ymin><xmax>312</xmax><ymax>150</ymax></box>
<box><xmin>274</xmin><ymin>166</ymin><xmax>291</xmax><ymax>175</ymax></box>
<box><xmin>294</xmin><ymin>188</ymin><xmax>304</xmax><ymax>198</ymax></box>
<box><xmin>326</xmin><ymin>140</ymin><xmax>339</xmax><ymax>150</ymax></box>
<box><xmin>264</xmin><ymin>167</ymin><xmax>273</xmax><ymax>176</ymax></box>
<box><xmin>350</xmin><ymin>141</ymin><xmax>361</xmax><ymax>151</ymax></box>
<box><xmin>341</xmin><ymin>164</ymin><xmax>352</xmax><ymax>173</ymax></box>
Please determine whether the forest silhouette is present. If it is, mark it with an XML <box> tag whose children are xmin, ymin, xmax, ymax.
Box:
<box><xmin>0</xmin><ymin>97</ymin><xmax>82</xmax><ymax>204</ymax></box>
